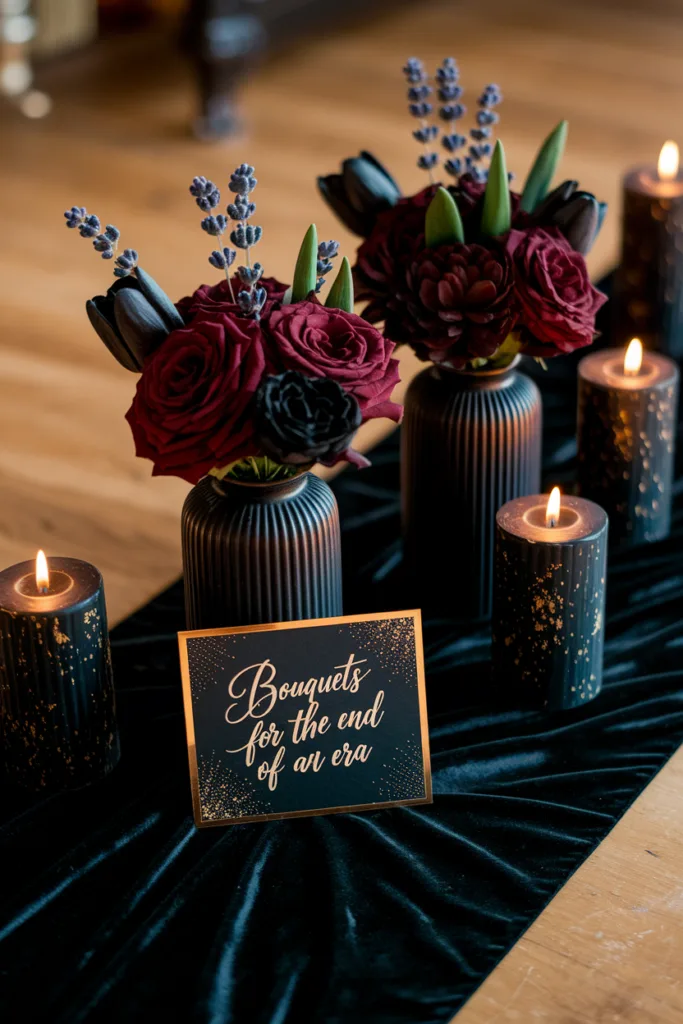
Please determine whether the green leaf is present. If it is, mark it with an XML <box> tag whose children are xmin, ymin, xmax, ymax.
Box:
<box><xmin>425</xmin><ymin>186</ymin><xmax>464</xmax><ymax>247</ymax></box>
<box><xmin>481</xmin><ymin>140</ymin><xmax>511</xmax><ymax>237</ymax></box>
<box><xmin>291</xmin><ymin>224</ymin><xmax>318</xmax><ymax>302</ymax></box>
<box><xmin>325</xmin><ymin>256</ymin><xmax>354</xmax><ymax>312</ymax></box>
<box><xmin>520</xmin><ymin>120</ymin><xmax>568</xmax><ymax>213</ymax></box>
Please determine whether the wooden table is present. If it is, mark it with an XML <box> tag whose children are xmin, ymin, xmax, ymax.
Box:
<box><xmin>1</xmin><ymin>1</ymin><xmax>682</xmax><ymax>1019</ymax></box>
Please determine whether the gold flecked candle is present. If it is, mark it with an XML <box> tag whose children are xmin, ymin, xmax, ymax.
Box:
<box><xmin>492</xmin><ymin>490</ymin><xmax>608</xmax><ymax>711</ymax></box>
<box><xmin>0</xmin><ymin>553</ymin><xmax>120</xmax><ymax>790</ymax></box>
<box><xmin>577</xmin><ymin>339</ymin><xmax>678</xmax><ymax>546</ymax></box>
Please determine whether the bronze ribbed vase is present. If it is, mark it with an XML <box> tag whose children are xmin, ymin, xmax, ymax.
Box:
<box><xmin>181</xmin><ymin>472</ymin><xmax>343</xmax><ymax>630</ymax></box>
<box><xmin>402</xmin><ymin>356</ymin><xmax>542</xmax><ymax>621</ymax></box>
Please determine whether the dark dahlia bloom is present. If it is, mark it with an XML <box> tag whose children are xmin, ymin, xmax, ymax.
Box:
<box><xmin>399</xmin><ymin>241</ymin><xmax>518</xmax><ymax>368</ymax></box>
<box><xmin>254</xmin><ymin>371</ymin><xmax>363</xmax><ymax>466</ymax></box>
<box><xmin>176</xmin><ymin>276</ymin><xmax>289</xmax><ymax>322</ymax></box>
<box><xmin>354</xmin><ymin>185</ymin><xmax>438</xmax><ymax>328</ymax></box>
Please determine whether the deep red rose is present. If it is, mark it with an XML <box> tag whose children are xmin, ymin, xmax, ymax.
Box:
<box><xmin>354</xmin><ymin>185</ymin><xmax>438</xmax><ymax>328</ymax></box>
<box><xmin>126</xmin><ymin>312</ymin><xmax>268</xmax><ymax>483</ymax></box>
<box><xmin>397</xmin><ymin>241</ymin><xmax>518</xmax><ymax>368</ymax></box>
<box><xmin>176</xmin><ymin>276</ymin><xmax>289</xmax><ymax>323</ymax></box>
<box><xmin>262</xmin><ymin>300</ymin><xmax>402</xmax><ymax>424</ymax></box>
<box><xmin>505</xmin><ymin>227</ymin><xmax>607</xmax><ymax>356</ymax></box>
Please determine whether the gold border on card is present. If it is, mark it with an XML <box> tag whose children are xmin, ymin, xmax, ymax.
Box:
<box><xmin>178</xmin><ymin>609</ymin><xmax>432</xmax><ymax>828</ymax></box>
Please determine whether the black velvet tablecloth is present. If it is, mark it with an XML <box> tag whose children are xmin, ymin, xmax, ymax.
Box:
<box><xmin>2</xmin><ymin>340</ymin><xmax>683</xmax><ymax>1024</ymax></box>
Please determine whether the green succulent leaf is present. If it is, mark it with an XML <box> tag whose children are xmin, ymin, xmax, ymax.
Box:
<box><xmin>425</xmin><ymin>186</ymin><xmax>464</xmax><ymax>247</ymax></box>
<box><xmin>325</xmin><ymin>256</ymin><xmax>354</xmax><ymax>312</ymax></box>
<box><xmin>520</xmin><ymin>120</ymin><xmax>568</xmax><ymax>214</ymax></box>
<box><xmin>291</xmin><ymin>224</ymin><xmax>318</xmax><ymax>302</ymax></box>
<box><xmin>481</xmin><ymin>140</ymin><xmax>511</xmax><ymax>237</ymax></box>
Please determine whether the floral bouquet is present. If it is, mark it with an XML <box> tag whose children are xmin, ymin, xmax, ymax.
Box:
<box><xmin>318</xmin><ymin>58</ymin><xmax>607</xmax><ymax>371</ymax></box>
<box><xmin>65</xmin><ymin>163</ymin><xmax>402</xmax><ymax>485</ymax></box>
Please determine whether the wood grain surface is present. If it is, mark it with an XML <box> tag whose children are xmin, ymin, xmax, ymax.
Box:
<box><xmin>1</xmin><ymin>1</ymin><xmax>682</xmax><ymax>1019</ymax></box>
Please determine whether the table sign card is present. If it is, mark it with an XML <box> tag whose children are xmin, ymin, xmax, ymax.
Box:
<box><xmin>178</xmin><ymin>610</ymin><xmax>431</xmax><ymax>827</ymax></box>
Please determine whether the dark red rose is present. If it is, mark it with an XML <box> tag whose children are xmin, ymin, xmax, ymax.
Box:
<box><xmin>126</xmin><ymin>312</ymin><xmax>268</xmax><ymax>483</ymax></box>
<box><xmin>505</xmin><ymin>227</ymin><xmax>607</xmax><ymax>356</ymax></box>
<box><xmin>262</xmin><ymin>300</ymin><xmax>402</xmax><ymax>424</ymax></box>
<box><xmin>176</xmin><ymin>276</ymin><xmax>289</xmax><ymax>323</ymax></box>
<box><xmin>354</xmin><ymin>185</ymin><xmax>438</xmax><ymax>327</ymax></box>
<box><xmin>397</xmin><ymin>241</ymin><xmax>518</xmax><ymax>368</ymax></box>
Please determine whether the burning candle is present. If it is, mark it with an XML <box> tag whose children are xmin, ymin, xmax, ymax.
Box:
<box><xmin>0</xmin><ymin>552</ymin><xmax>120</xmax><ymax>790</ymax></box>
<box><xmin>492</xmin><ymin>489</ymin><xmax>608</xmax><ymax>710</ymax></box>
<box><xmin>578</xmin><ymin>339</ymin><xmax>678</xmax><ymax>546</ymax></box>
<box><xmin>614</xmin><ymin>140</ymin><xmax>683</xmax><ymax>357</ymax></box>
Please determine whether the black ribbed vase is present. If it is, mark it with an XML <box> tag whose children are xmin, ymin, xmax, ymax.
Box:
<box><xmin>402</xmin><ymin>356</ymin><xmax>542</xmax><ymax>620</ymax></box>
<box><xmin>181</xmin><ymin>472</ymin><xmax>343</xmax><ymax>630</ymax></box>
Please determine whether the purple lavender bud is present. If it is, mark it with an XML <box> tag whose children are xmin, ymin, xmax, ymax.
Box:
<box><xmin>201</xmin><ymin>214</ymin><xmax>228</xmax><ymax>236</ymax></box>
<box><xmin>318</xmin><ymin>240</ymin><xmax>339</xmax><ymax>259</ymax></box>
<box><xmin>78</xmin><ymin>213</ymin><xmax>101</xmax><ymax>239</ymax></box>
<box><xmin>237</xmin><ymin>289</ymin><xmax>253</xmax><ymax>313</ymax></box>
<box><xmin>438</xmin><ymin>83</ymin><xmax>463</xmax><ymax>102</ymax></box>
<box><xmin>470</xmin><ymin>128</ymin><xmax>491</xmax><ymax>141</ymax></box>
<box><xmin>208</xmin><ymin>250</ymin><xmax>227</xmax><ymax>270</ymax></box>
<box><xmin>230</xmin><ymin>224</ymin><xmax>262</xmax><ymax>248</ymax></box>
<box><xmin>407</xmin><ymin>84</ymin><xmax>431</xmax><ymax>102</ymax></box>
<box><xmin>402</xmin><ymin>58</ymin><xmax>426</xmax><ymax>84</ymax></box>
<box><xmin>317</xmin><ymin>258</ymin><xmax>333</xmax><ymax>276</ymax></box>
<box><xmin>444</xmin><ymin>158</ymin><xmax>462</xmax><ymax>178</ymax></box>
<box><xmin>227</xmin><ymin>198</ymin><xmax>256</xmax><ymax>221</ymax></box>
<box><xmin>413</xmin><ymin>125</ymin><xmax>439</xmax><ymax>143</ymax></box>
<box><xmin>417</xmin><ymin>153</ymin><xmax>438</xmax><ymax>171</ymax></box>
<box><xmin>237</xmin><ymin>262</ymin><xmax>263</xmax><ymax>286</ymax></box>
<box><xmin>101</xmin><ymin>250</ymin><xmax>114</xmax><ymax>260</ymax></box>
<box><xmin>229</xmin><ymin>164</ymin><xmax>257</xmax><ymax>195</ymax></box>
<box><xmin>93</xmin><ymin>234</ymin><xmax>112</xmax><ymax>253</ymax></box>
<box><xmin>104</xmin><ymin>224</ymin><xmax>120</xmax><ymax>242</ymax></box>
<box><xmin>469</xmin><ymin>143</ymin><xmax>492</xmax><ymax>161</ymax></box>
<box><xmin>409</xmin><ymin>102</ymin><xmax>433</xmax><ymax>118</ymax></box>
<box><xmin>439</xmin><ymin>103</ymin><xmax>465</xmax><ymax>122</ymax></box>
<box><xmin>113</xmin><ymin>267</ymin><xmax>129</xmax><ymax>278</ymax></box>
<box><xmin>442</xmin><ymin>133</ymin><xmax>467</xmax><ymax>152</ymax></box>
<box><xmin>435</xmin><ymin>57</ymin><xmax>458</xmax><ymax>83</ymax></box>
<box><xmin>315</xmin><ymin>277</ymin><xmax>326</xmax><ymax>293</ymax></box>
<box><xmin>64</xmin><ymin>206</ymin><xmax>86</xmax><ymax>229</ymax></box>
<box><xmin>477</xmin><ymin>109</ymin><xmax>499</xmax><ymax>127</ymax></box>
<box><xmin>478</xmin><ymin>85</ymin><xmax>502</xmax><ymax>107</ymax></box>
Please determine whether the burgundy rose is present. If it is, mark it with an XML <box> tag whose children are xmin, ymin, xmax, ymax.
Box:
<box><xmin>397</xmin><ymin>241</ymin><xmax>518</xmax><ymax>368</ymax></box>
<box><xmin>262</xmin><ymin>300</ymin><xmax>402</xmax><ymax>424</ymax></box>
<box><xmin>505</xmin><ymin>227</ymin><xmax>607</xmax><ymax>356</ymax></box>
<box><xmin>354</xmin><ymin>185</ymin><xmax>438</xmax><ymax>327</ymax></box>
<box><xmin>126</xmin><ymin>312</ymin><xmax>268</xmax><ymax>483</ymax></box>
<box><xmin>176</xmin><ymin>276</ymin><xmax>289</xmax><ymax>323</ymax></box>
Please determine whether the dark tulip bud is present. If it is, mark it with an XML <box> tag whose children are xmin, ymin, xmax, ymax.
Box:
<box><xmin>114</xmin><ymin>287</ymin><xmax>170</xmax><ymax>364</ymax></box>
<box><xmin>550</xmin><ymin>193</ymin><xmax>600</xmax><ymax>255</ymax></box>
<box><xmin>86</xmin><ymin>294</ymin><xmax>142</xmax><ymax>372</ymax></box>
<box><xmin>530</xmin><ymin>180</ymin><xmax>579</xmax><ymax>223</ymax></box>
<box><xmin>135</xmin><ymin>266</ymin><xmax>185</xmax><ymax>331</ymax></box>
<box><xmin>319</xmin><ymin>152</ymin><xmax>402</xmax><ymax>238</ymax></box>
<box><xmin>254</xmin><ymin>371</ymin><xmax>362</xmax><ymax>466</ymax></box>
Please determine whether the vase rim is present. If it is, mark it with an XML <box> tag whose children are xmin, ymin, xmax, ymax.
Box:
<box><xmin>438</xmin><ymin>353</ymin><xmax>522</xmax><ymax>377</ymax></box>
<box><xmin>209</xmin><ymin>470</ymin><xmax>310</xmax><ymax>498</ymax></box>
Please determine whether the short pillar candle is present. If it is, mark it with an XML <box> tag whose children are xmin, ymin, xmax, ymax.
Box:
<box><xmin>492</xmin><ymin>490</ymin><xmax>608</xmax><ymax>711</ymax></box>
<box><xmin>577</xmin><ymin>339</ymin><xmax>678</xmax><ymax>546</ymax></box>
<box><xmin>613</xmin><ymin>141</ymin><xmax>683</xmax><ymax>358</ymax></box>
<box><xmin>0</xmin><ymin>553</ymin><xmax>120</xmax><ymax>790</ymax></box>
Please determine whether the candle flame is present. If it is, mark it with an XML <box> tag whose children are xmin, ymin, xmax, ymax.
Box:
<box><xmin>624</xmin><ymin>337</ymin><xmax>643</xmax><ymax>375</ymax></box>
<box><xmin>546</xmin><ymin>487</ymin><xmax>561</xmax><ymax>528</ymax></box>
<box><xmin>35</xmin><ymin>549</ymin><xmax>49</xmax><ymax>592</ymax></box>
<box><xmin>658</xmin><ymin>140</ymin><xmax>679</xmax><ymax>181</ymax></box>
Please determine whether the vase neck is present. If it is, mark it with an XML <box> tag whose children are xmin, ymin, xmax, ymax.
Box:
<box><xmin>432</xmin><ymin>355</ymin><xmax>522</xmax><ymax>391</ymax></box>
<box><xmin>210</xmin><ymin>472</ymin><xmax>310</xmax><ymax>503</ymax></box>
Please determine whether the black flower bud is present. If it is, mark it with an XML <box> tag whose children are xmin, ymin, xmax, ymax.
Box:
<box><xmin>317</xmin><ymin>151</ymin><xmax>401</xmax><ymax>238</ymax></box>
<box><xmin>254</xmin><ymin>371</ymin><xmax>362</xmax><ymax>466</ymax></box>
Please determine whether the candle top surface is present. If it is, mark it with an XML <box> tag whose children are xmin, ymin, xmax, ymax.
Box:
<box><xmin>497</xmin><ymin>494</ymin><xmax>608</xmax><ymax>544</ymax></box>
<box><xmin>626</xmin><ymin>166</ymin><xmax>683</xmax><ymax>198</ymax></box>
<box><xmin>579</xmin><ymin>348</ymin><xmax>678</xmax><ymax>392</ymax></box>
<box><xmin>0</xmin><ymin>556</ymin><xmax>102</xmax><ymax>614</ymax></box>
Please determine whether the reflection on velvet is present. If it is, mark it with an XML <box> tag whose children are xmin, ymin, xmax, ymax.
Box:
<box><xmin>2</xmin><ymin>300</ymin><xmax>683</xmax><ymax>1023</ymax></box>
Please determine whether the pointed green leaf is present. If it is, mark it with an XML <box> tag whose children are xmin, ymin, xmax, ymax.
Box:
<box><xmin>425</xmin><ymin>186</ymin><xmax>464</xmax><ymax>247</ymax></box>
<box><xmin>481</xmin><ymin>140</ymin><xmax>511</xmax><ymax>237</ymax></box>
<box><xmin>325</xmin><ymin>256</ymin><xmax>354</xmax><ymax>312</ymax></box>
<box><xmin>520</xmin><ymin>120</ymin><xmax>568</xmax><ymax>213</ymax></box>
<box><xmin>291</xmin><ymin>224</ymin><xmax>318</xmax><ymax>302</ymax></box>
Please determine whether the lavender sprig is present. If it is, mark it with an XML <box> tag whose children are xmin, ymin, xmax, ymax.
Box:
<box><xmin>226</xmin><ymin>163</ymin><xmax>264</xmax><ymax>319</ymax></box>
<box><xmin>190</xmin><ymin>177</ymin><xmax>236</xmax><ymax>297</ymax></box>
<box><xmin>437</xmin><ymin>58</ymin><xmax>468</xmax><ymax>181</ymax></box>
<box><xmin>403</xmin><ymin>58</ymin><xmax>438</xmax><ymax>182</ymax></box>
<box><xmin>63</xmin><ymin>207</ymin><xmax>137</xmax><ymax>277</ymax></box>
<box><xmin>466</xmin><ymin>83</ymin><xmax>503</xmax><ymax>182</ymax></box>
<box><xmin>315</xmin><ymin>239</ymin><xmax>339</xmax><ymax>293</ymax></box>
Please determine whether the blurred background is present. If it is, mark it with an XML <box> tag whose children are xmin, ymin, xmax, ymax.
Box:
<box><xmin>2</xmin><ymin>0</ymin><xmax>683</xmax><ymax>621</ymax></box>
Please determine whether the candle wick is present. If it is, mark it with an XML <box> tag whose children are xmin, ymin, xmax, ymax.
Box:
<box><xmin>548</xmin><ymin>515</ymin><xmax>557</xmax><ymax>528</ymax></box>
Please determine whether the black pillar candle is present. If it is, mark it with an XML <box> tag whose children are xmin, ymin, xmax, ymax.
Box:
<box><xmin>492</xmin><ymin>492</ymin><xmax>608</xmax><ymax>711</ymax></box>
<box><xmin>0</xmin><ymin>554</ymin><xmax>120</xmax><ymax>791</ymax></box>
<box><xmin>613</xmin><ymin>144</ymin><xmax>683</xmax><ymax>358</ymax></box>
<box><xmin>578</xmin><ymin>343</ymin><xmax>679</xmax><ymax>546</ymax></box>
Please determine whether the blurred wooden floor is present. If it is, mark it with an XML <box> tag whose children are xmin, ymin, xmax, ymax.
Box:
<box><xmin>1</xmin><ymin>0</ymin><xmax>683</xmax><ymax>1021</ymax></box>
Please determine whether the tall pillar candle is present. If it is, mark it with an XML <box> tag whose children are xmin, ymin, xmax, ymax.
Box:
<box><xmin>613</xmin><ymin>141</ymin><xmax>683</xmax><ymax>358</ymax></box>
<box><xmin>578</xmin><ymin>339</ymin><xmax>678</xmax><ymax>546</ymax></box>
<box><xmin>0</xmin><ymin>553</ymin><xmax>120</xmax><ymax>790</ymax></box>
<box><xmin>492</xmin><ymin>490</ymin><xmax>608</xmax><ymax>711</ymax></box>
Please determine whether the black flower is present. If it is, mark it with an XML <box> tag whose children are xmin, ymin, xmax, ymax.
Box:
<box><xmin>317</xmin><ymin>152</ymin><xmax>401</xmax><ymax>238</ymax></box>
<box><xmin>254</xmin><ymin>371</ymin><xmax>362</xmax><ymax>466</ymax></box>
